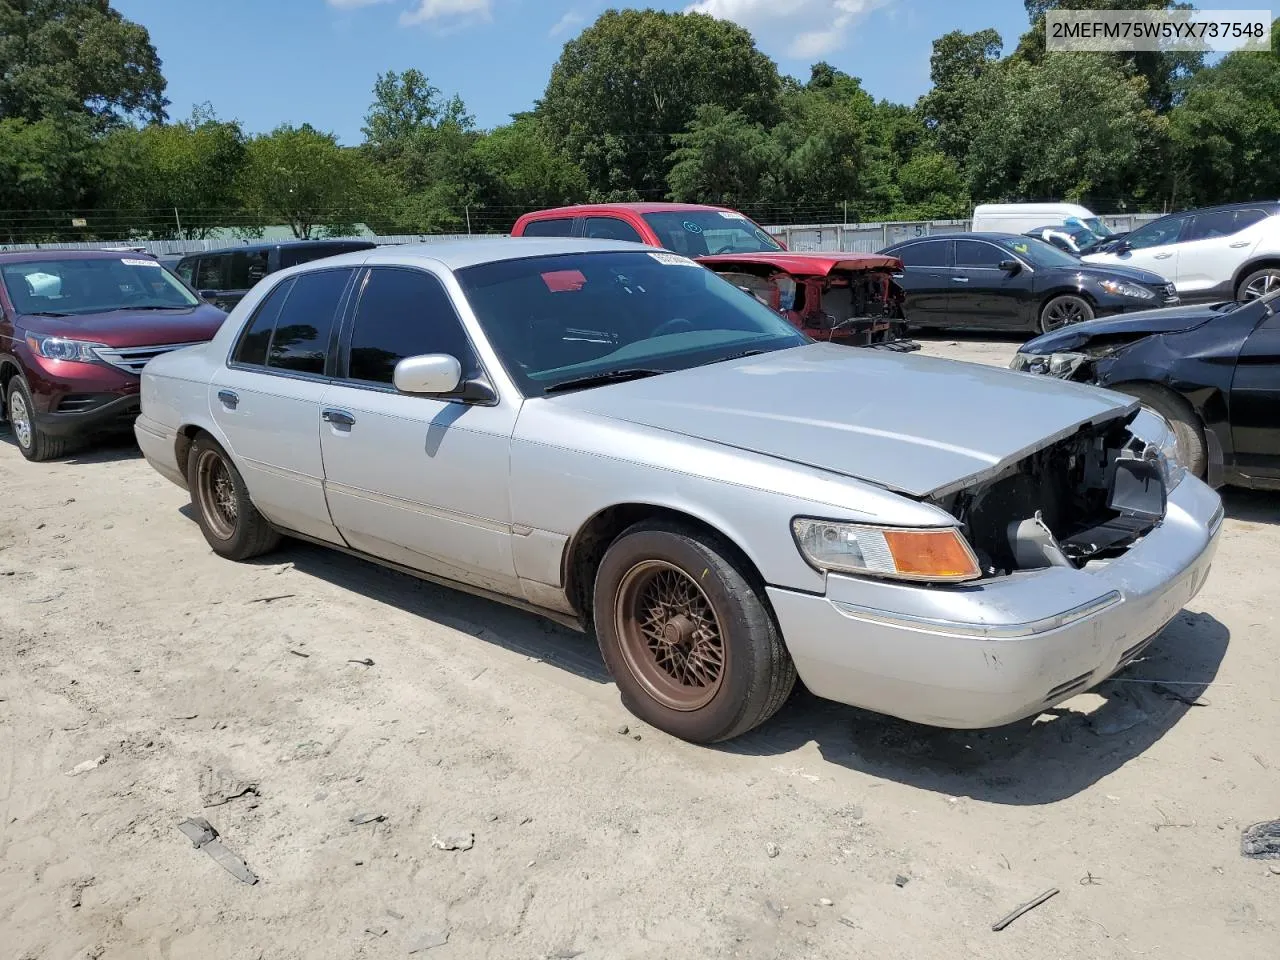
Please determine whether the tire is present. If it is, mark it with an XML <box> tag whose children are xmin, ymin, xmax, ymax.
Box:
<box><xmin>592</xmin><ymin>520</ymin><xmax>796</xmax><ymax>743</ymax></box>
<box><xmin>1115</xmin><ymin>383</ymin><xmax>1207</xmax><ymax>480</ymax></box>
<box><xmin>1039</xmin><ymin>294</ymin><xmax>1094</xmax><ymax>334</ymax></box>
<box><xmin>1236</xmin><ymin>267</ymin><xmax>1280</xmax><ymax>302</ymax></box>
<box><xmin>5</xmin><ymin>379</ymin><xmax>73</xmax><ymax>462</ymax></box>
<box><xmin>186</xmin><ymin>433</ymin><xmax>281</xmax><ymax>560</ymax></box>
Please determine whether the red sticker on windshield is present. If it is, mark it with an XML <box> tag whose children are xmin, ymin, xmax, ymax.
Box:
<box><xmin>541</xmin><ymin>269</ymin><xmax>586</xmax><ymax>292</ymax></box>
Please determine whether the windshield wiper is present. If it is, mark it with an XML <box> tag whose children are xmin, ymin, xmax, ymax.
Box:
<box><xmin>708</xmin><ymin>348</ymin><xmax>767</xmax><ymax>365</ymax></box>
<box><xmin>543</xmin><ymin>368</ymin><xmax>665</xmax><ymax>394</ymax></box>
<box><xmin>24</xmin><ymin>310</ymin><xmax>71</xmax><ymax>317</ymax></box>
<box><xmin>105</xmin><ymin>305</ymin><xmax>189</xmax><ymax>311</ymax></box>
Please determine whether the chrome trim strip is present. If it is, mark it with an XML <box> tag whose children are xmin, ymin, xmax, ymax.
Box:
<box><xmin>831</xmin><ymin>590</ymin><xmax>1124</xmax><ymax>639</ymax></box>
<box><xmin>1208</xmin><ymin>501</ymin><xmax>1225</xmax><ymax>536</ymax></box>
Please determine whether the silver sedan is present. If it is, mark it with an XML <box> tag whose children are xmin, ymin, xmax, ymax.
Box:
<box><xmin>135</xmin><ymin>238</ymin><xmax>1224</xmax><ymax>743</ymax></box>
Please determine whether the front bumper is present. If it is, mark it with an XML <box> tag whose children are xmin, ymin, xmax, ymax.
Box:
<box><xmin>769</xmin><ymin>475</ymin><xmax>1223</xmax><ymax>728</ymax></box>
<box><xmin>33</xmin><ymin>393</ymin><xmax>142</xmax><ymax>437</ymax></box>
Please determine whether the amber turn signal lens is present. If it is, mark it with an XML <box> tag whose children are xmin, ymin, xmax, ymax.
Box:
<box><xmin>881</xmin><ymin>529</ymin><xmax>981</xmax><ymax>581</ymax></box>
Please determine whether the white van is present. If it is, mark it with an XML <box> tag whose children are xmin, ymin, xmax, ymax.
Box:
<box><xmin>971</xmin><ymin>202</ymin><xmax>1111</xmax><ymax>237</ymax></box>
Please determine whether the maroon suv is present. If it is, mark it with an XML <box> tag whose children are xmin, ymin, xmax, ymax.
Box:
<box><xmin>0</xmin><ymin>250</ymin><xmax>229</xmax><ymax>461</ymax></box>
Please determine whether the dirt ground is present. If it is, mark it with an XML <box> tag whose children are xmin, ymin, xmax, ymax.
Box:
<box><xmin>2</xmin><ymin>336</ymin><xmax>1278</xmax><ymax>960</ymax></box>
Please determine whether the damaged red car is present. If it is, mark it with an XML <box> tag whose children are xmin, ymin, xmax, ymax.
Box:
<box><xmin>511</xmin><ymin>203</ymin><xmax>913</xmax><ymax>350</ymax></box>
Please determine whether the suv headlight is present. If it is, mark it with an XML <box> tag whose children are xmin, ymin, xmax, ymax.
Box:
<box><xmin>791</xmin><ymin>519</ymin><xmax>982</xmax><ymax>582</ymax></box>
<box><xmin>1010</xmin><ymin>351</ymin><xmax>1087</xmax><ymax>378</ymax></box>
<box><xmin>26</xmin><ymin>334</ymin><xmax>107</xmax><ymax>363</ymax></box>
<box><xmin>1097</xmin><ymin>278</ymin><xmax>1154</xmax><ymax>300</ymax></box>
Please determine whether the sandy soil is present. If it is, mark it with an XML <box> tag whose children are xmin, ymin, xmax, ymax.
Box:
<box><xmin>2</xmin><ymin>337</ymin><xmax>1278</xmax><ymax>960</ymax></box>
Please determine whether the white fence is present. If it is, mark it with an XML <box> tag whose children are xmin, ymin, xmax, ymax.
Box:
<box><xmin>0</xmin><ymin>214</ymin><xmax>1167</xmax><ymax>256</ymax></box>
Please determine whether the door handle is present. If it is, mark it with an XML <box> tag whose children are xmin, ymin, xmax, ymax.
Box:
<box><xmin>322</xmin><ymin>408</ymin><xmax>356</xmax><ymax>427</ymax></box>
<box><xmin>217</xmin><ymin>389</ymin><xmax>238</xmax><ymax>409</ymax></box>
<box><xmin>950</xmin><ymin>276</ymin><xmax>969</xmax><ymax>282</ymax></box>
<box><xmin>1154</xmin><ymin>253</ymin><xmax>1172</xmax><ymax>259</ymax></box>
<box><xmin>1229</xmin><ymin>241</ymin><xmax>1250</xmax><ymax>248</ymax></box>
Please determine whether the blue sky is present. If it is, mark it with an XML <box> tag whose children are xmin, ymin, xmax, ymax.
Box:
<box><xmin>114</xmin><ymin>0</ymin><xmax>1038</xmax><ymax>142</ymax></box>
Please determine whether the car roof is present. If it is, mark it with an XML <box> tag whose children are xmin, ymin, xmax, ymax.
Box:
<box><xmin>294</xmin><ymin>236</ymin><xmax>660</xmax><ymax>272</ymax></box>
<box><xmin>179</xmin><ymin>239</ymin><xmax>379</xmax><ymax>259</ymax></box>
<box><xmin>520</xmin><ymin>202</ymin><xmax>739</xmax><ymax>218</ymax></box>
<box><xmin>0</xmin><ymin>248</ymin><xmax>158</xmax><ymax>264</ymax></box>
<box><xmin>1151</xmin><ymin>200</ymin><xmax>1280</xmax><ymax>219</ymax></box>
<box><xmin>886</xmin><ymin>232</ymin><xmax>1025</xmax><ymax>246</ymax></box>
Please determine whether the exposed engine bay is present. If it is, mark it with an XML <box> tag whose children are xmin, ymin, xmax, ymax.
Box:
<box><xmin>934</xmin><ymin>412</ymin><xmax>1169</xmax><ymax>577</ymax></box>
<box><xmin>712</xmin><ymin>266</ymin><xmax>916</xmax><ymax>351</ymax></box>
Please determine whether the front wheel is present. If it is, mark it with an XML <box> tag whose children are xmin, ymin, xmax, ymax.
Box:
<box><xmin>186</xmin><ymin>434</ymin><xmax>281</xmax><ymax>560</ymax></box>
<box><xmin>1039</xmin><ymin>294</ymin><xmax>1094</xmax><ymax>334</ymax></box>
<box><xmin>1236</xmin><ymin>268</ymin><xmax>1280</xmax><ymax>302</ymax></box>
<box><xmin>1116</xmin><ymin>383</ymin><xmax>1207</xmax><ymax>480</ymax></box>
<box><xmin>5</xmin><ymin>379</ymin><xmax>73</xmax><ymax>462</ymax></box>
<box><xmin>593</xmin><ymin>521</ymin><xmax>796</xmax><ymax>743</ymax></box>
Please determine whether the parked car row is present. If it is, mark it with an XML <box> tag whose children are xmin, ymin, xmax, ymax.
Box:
<box><xmin>1</xmin><ymin>232</ymin><xmax>1227</xmax><ymax>745</ymax></box>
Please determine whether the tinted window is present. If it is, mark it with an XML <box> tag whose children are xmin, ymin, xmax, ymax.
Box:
<box><xmin>266</xmin><ymin>269</ymin><xmax>352</xmax><ymax>375</ymax></box>
<box><xmin>175</xmin><ymin>259</ymin><xmax>196</xmax><ymax>284</ymax></box>
<box><xmin>520</xmin><ymin>218</ymin><xmax>575</xmax><ymax>238</ymax></box>
<box><xmin>896</xmin><ymin>240</ymin><xmax>949</xmax><ymax>267</ymax></box>
<box><xmin>224</xmin><ymin>250</ymin><xmax>270</xmax><ymax>289</ymax></box>
<box><xmin>584</xmin><ymin>217</ymin><xmax>644</xmax><ymax>243</ymax></box>
<box><xmin>1126</xmin><ymin>216</ymin><xmax>1188</xmax><ymax>250</ymax></box>
<box><xmin>279</xmin><ymin>243</ymin><xmax>374</xmax><ymax>269</ymax></box>
<box><xmin>955</xmin><ymin>240</ymin><xmax>1006</xmax><ymax>268</ymax></box>
<box><xmin>233</xmin><ymin>279</ymin><xmax>292</xmax><ymax>367</ymax></box>
<box><xmin>196</xmin><ymin>255</ymin><xmax>229</xmax><ymax>290</ymax></box>
<box><xmin>995</xmin><ymin>235</ymin><xmax>1080</xmax><ymax>268</ymax></box>
<box><xmin>1187</xmin><ymin>209</ymin><xmax>1269</xmax><ymax>242</ymax></box>
<box><xmin>642</xmin><ymin>211</ymin><xmax>782</xmax><ymax>256</ymax></box>
<box><xmin>345</xmin><ymin>268</ymin><xmax>478</xmax><ymax>385</ymax></box>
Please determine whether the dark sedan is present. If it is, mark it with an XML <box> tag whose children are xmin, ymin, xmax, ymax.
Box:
<box><xmin>1011</xmin><ymin>286</ymin><xmax>1280</xmax><ymax>489</ymax></box>
<box><xmin>879</xmin><ymin>233</ymin><xmax>1178</xmax><ymax>334</ymax></box>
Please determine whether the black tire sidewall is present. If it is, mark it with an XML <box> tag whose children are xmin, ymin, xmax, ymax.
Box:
<box><xmin>1238</xmin><ymin>269</ymin><xmax>1280</xmax><ymax>302</ymax></box>
<box><xmin>1119</xmin><ymin>385</ymin><xmax>1207</xmax><ymax>479</ymax></box>
<box><xmin>186</xmin><ymin>435</ymin><xmax>262</xmax><ymax>558</ymax></box>
<box><xmin>593</xmin><ymin>526</ymin><xmax>773</xmax><ymax>743</ymax></box>
<box><xmin>7</xmin><ymin>379</ymin><xmax>39</xmax><ymax>460</ymax></box>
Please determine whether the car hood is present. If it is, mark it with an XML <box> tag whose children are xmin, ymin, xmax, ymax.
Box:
<box><xmin>695</xmin><ymin>253</ymin><xmax>902</xmax><ymax>276</ymax></box>
<box><xmin>1069</xmin><ymin>262</ymin><xmax>1170</xmax><ymax>286</ymax></box>
<box><xmin>1019</xmin><ymin>302</ymin><xmax>1225</xmax><ymax>354</ymax></box>
<box><xmin>547</xmin><ymin>342</ymin><xmax>1135</xmax><ymax>499</ymax></box>
<box><xmin>19</xmin><ymin>303</ymin><xmax>229</xmax><ymax>347</ymax></box>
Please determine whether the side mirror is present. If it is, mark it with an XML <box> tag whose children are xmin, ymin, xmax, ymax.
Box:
<box><xmin>198</xmin><ymin>289</ymin><xmax>219</xmax><ymax>300</ymax></box>
<box><xmin>393</xmin><ymin>354</ymin><xmax>463</xmax><ymax>395</ymax></box>
<box><xmin>998</xmin><ymin>259</ymin><xmax>1021</xmax><ymax>273</ymax></box>
<box><xmin>1114</xmin><ymin>240</ymin><xmax>1131</xmax><ymax>253</ymax></box>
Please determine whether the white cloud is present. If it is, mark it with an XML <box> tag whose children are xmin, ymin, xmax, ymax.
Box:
<box><xmin>549</xmin><ymin>11</ymin><xmax>584</xmax><ymax>38</ymax></box>
<box><xmin>400</xmin><ymin>0</ymin><xmax>492</xmax><ymax>27</ymax></box>
<box><xmin>685</xmin><ymin>0</ymin><xmax>891</xmax><ymax>60</ymax></box>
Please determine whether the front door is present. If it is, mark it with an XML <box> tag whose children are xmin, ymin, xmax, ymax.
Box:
<box><xmin>949</xmin><ymin>239</ymin><xmax>1033</xmax><ymax>329</ymax></box>
<box><xmin>1092</xmin><ymin>214</ymin><xmax>1190</xmax><ymax>292</ymax></box>
<box><xmin>1176</xmin><ymin>208</ymin><xmax>1269</xmax><ymax>301</ymax></box>
<box><xmin>892</xmin><ymin>238</ymin><xmax>953</xmax><ymax>328</ymax></box>
<box><xmin>1230</xmin><ymin>305</ymin><xmax>1280</xmax><ymax>481</ymax></box>
<box><xmin>318</xmin><ymin>266</ymin><xmax>520</xmax><ymax>594</ymax></box>
<box><xmin>208</xmin><ymin>267</ymin><xmax>357</xmax><ymax>544</ymax></box>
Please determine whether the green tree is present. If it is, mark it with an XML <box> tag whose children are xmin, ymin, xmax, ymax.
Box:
<box><xmin>0</xmin><ymin>115</ymin><xmax>100</xmax><ymax>240</ymax></box>
<box><xmin>239</xmin><ymin>124</ymin><xmax>379</xmax><ymax>238</ymax></box>
<box><xmin>666</xmin><ymin>104</ymin><xmax>783</xmax><ymax>207</ymax></box>
<box><xmin>470</xmin><ymin>115</ymin><xmax>586</xmax><ymax>221</ymax></box>
<box><xmin>1167</xmin><ymin>19</ymin><xmax>1280</xmax><ymax>205</ymax></box>
<box><xmin>916</xmin><ymin>28</ymin><xmax>1003</xmax><ymax>165</ymax></box>
<box><xmin>538</xmin><ymin>9</ymin><xmax>781</xmax><ymax>199</ymax></box>
<box><xmin>99</xmin><ymin>105</ymin><xmax>247</xmax><ymax>238</ymax></box>
<box><xmin>0</xmin><ymin>0</ymin><xmax>168</xmax><ymax>126</ymax></box>
<box><xmin>894</xmin><ymin>150</ymin><xmax>968</xmax><ymax>220</ymax></box>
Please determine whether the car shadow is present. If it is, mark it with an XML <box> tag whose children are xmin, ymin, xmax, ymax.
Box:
<box><xmin>0</xmin><ymin>425</ymin><xmax>141</xmax><ymax>464</ymax></box>
<box><xmin>720</xmin><ymin>609</ymin><xmax>1229</xmax><ymax>805</ymax></box>
<box><xmin>1222</xmin><ymin>488</ymin><xmax>1280</xmax><ymax>524</ymax></box>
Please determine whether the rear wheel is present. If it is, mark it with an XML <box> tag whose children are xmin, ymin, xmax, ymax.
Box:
<box><xmin>593</xmin><ymin>521</ymin><xmax>796</xmax><ymax>743</ymax></box>
<box><xmin>187</xmin><ymin>434</ymin><xmax>281</xmax><ymax>560</ymax></box>
<box><xmin>5</xmin><ymin>380</ymin><xmax>73</xmax><ymax>462</ymax></box>
<box><xmin>1039</xmin><ymin>294</ymin><xmax>1094</xmax><ymax>333</ymax></box>
<box><xmin>1116</xmin><ymin>383</ymin><xmax>1207</xmax><ymax>480</ymax></box>
<box><xmin>1236</xmin><ymin>267</ymin><xmax>1280</xmax><ymax>302</ymax></box>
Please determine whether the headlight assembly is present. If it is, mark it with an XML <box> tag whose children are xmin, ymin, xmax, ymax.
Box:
<box><xmin>1128</xmin><ymin>407</ymin><xmax>1187</xmax><ymax>490</ymax></box>
<box><xmin>25</xmin><ymin>334</ymin><xmax>107</xmax><ymax>363</ymax></box>
<box><xmin>791</xmin><ymin>519</ymin><xmax>982</xmax><ymax>582</ymax></box>
<box><xmin>1010</xmin><ymin>351</ymin><xmax>1088</xmax><ymax>378</ymax></box>
<box><xmin>1097</xmin><ymin>278</ymin><xmax>1155</xmax><ymax>300</ymax></box>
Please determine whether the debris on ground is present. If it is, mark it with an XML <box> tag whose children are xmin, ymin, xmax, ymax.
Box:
<box><xmin>199</xmin><ymin>767</ymin><xmax>260</xmax><ymax>808</ymax></box>
<box><xmin>818</xmin><ymin>898</ymin><xmax>833</xmax><ymax>907</ymax></box>
<box><xmin>65</xmin><ymin>754</ymin><xmax>108</xmax><ymax>776</ymax></box>
<box><xmin>991</xmin><ymin>887</ymin><xmax>1059</xmax><ymax>931</ymax></box>
<box><xmin>365</xmin><ymin>925</ymin><xmax>388</xmax><ymax>937</ymax></box>
<box><xmin>176</xmin><ymin>817</ymin><xmax>259</xmax><ymax>885</ymax></box>
<box><xmin>894</xmin><ymin>875</ymin><xmax>909</xmax><ymax>888</ymax></box>
<box><xmin>838</xmin><ymin>915</ymin><xmax>858</xmax><ymax>929</ymax></box>
<box><xmin>1152</xmin><ymin>683</ymin><xmax>1209</xmax><ymax>707</ymax></box>
<box><xmin>615</xmin><ymin>724</ymin><xmax>629</xmax><ymax>735</ymax></box>
<box><xmin>350</xmin><ymin>812</ymin><xmax>386</xmax><ymax>826</ymax></box>
<box><xmin>765</xmin><ymin>842</ymin><xmax>779</xmax><ymax>858</ymax></box>
<box><xmin>431</xmin><ymin>831</ymin><xmax>474</xmax><ymax>851</ymax></box>
<box><xmin>347</xmin><ymin>658</ymin><xmax>375</xmax><ymax>667</ymax></box>
<box><xmin>287</xmin><ymin>649</ymin><xmax>310</xmax><ymax>658</ymax></box>
<box><xmin>406</xmin><ymin>927</ymin><xmax>449</xmax><ymax>953</ymax></box>
<box><xmin>1241</xmin><ymin>820</ymin><xmax>1280</xmax><ymax>859</ymax></box>
<box><xmin>249</xmin><ymin>594</ymin><xmax>295</xmax><ymax>604</ymax></box>
<box><xmin>69</xmin><ymin>876</ymin><xmax>95</xmax><ymax>908</ymax></box>
<box><xmin>1089</xmin><ymin>700</ymin><xmax>1149</xmax><ymax>736</ymax></box>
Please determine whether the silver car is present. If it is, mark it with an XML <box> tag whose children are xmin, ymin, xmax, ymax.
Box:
<box><xmin>135</xmin><ymin>238</ymin><xmax>1224</xmax><ymax>743</ymax></box>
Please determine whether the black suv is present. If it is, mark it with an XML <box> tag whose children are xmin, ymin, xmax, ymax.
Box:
<box><xmin>174</xmin><ymin>240</ymin><xmax>377</xmax><ymax>311</ymax></box>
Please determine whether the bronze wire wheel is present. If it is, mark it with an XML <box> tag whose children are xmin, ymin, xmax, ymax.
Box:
<box><xmin>613</xmin><ymin>559</ymin><xmax>728</xmax><ymax>711</ymax></box>
<box><xmin>195</xmin><ymin>447</ymin><xmax>238</xmax><ymax>541</ymax></box>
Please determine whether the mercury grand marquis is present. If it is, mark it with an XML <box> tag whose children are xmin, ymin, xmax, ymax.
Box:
<box><xmin>134</xmin><ymin>237</ymin><xmax>1223</xmax><ymax>743</ymax></box>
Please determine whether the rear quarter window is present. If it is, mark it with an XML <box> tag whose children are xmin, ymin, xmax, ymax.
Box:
<box><xmin>518</xmin><ymin>218</ymin><xmax>575</xmax><ymax>238</ymax></box>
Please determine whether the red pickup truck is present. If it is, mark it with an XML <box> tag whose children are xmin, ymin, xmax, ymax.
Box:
<box><xmin>511</xmin><ymin>203</ymin><xmax>913</xmax><ymax>350</ymax></box>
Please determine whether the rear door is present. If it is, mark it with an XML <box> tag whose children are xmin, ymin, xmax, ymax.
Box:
<box><xmin>1230</xmin><ymin>305</ymin><xmax>1280</xmax><ymax>481</ymax></box>
<box><xmin>1177</xmin><ymin>209</ymin><xmax>1270</xmax><ymax>300</ymax></box>
<box><xmin>517</xmin><ymin>217</ymin><xmax>576</xmax><ymax>238</ymax></box>
<box><xmin>891</xmin><ymin>239</ymin><xmax>953</xmax><ymax>328</ymax></box>
<box><xmin>194</xmin><ymin>254</ymin><xmax>243</xmax><ymax>311</ymax></box>
<box><xmin>582</xmin><ymin>216</ymin><xmax>646</xmax><ymax>244</ymax></box>
<box><xmin>318</xmin><ymin>265</ymin><xmax>520</xmax><ymax>593</ymax></box>
<box><xmin>208</xmin><ymin>267</ymin><xmax>357</xmax><ymax>544</ymax></box>
<box><xmin>950</xmin><ymin>239</ymin><xmax>1033</xmax><ymax>329</ymax></box>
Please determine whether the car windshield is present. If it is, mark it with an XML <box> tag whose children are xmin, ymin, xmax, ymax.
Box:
<box><xmin>995</xmin><ymin>235</ymin><xmax>1082</xmax><ymax>269</ymax></box>
<box><xmin>454</xmin><ymin>250</ymin><xmax>809</xmax><ymax>396</ymax></box>
<box><xmin>1</xmin><ymin>257</ymin><xmax>200</xmax><ymax>315</ymax></box>
<box><xmin>641</xmin><ymin>210</ymin><xmax>783</xmax><ymax>257</ymax></box>
<box><xmin>1080</xmin><ymin>217</ymin><xmax>1114</xmax><ymax>238</ymax></box>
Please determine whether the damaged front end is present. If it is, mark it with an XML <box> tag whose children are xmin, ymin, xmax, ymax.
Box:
<box><xmin>934</xmin><ymin>409</ymin><xmax>1184</xmax><ymax>578</ymax></box>
<box><xmin>699</xmin><ymin>254</ymin><xmax>918</xmax><ymax>352</ymax></box>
